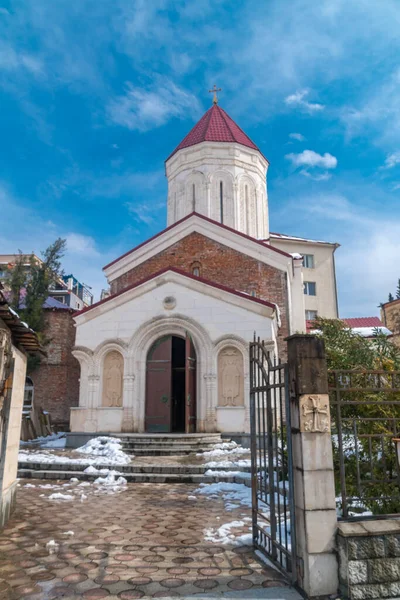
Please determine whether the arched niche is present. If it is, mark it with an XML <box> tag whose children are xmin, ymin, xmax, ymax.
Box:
<box><xmin>217</xmin><ymin>346</ymin><xmax>244</xmax><ymax>407</ymax></box>
<box><xmin>238</xmin><ymin>175</ymin><xmax>256</xmax><ymax>237</ymax></box>
<box><xmin>210</xmin><ymin>171</ymin><xmax>234</xmax><ymax>227</ymax></box>
<box><xmin>102</xmin><ymin>350</ymin><xmax>124</xmax><ymax>407</ymax></box>
<box><xmin>185</xmin><ymin>171</ymin><xmax>206</xmax><ymax>215</ymax></box>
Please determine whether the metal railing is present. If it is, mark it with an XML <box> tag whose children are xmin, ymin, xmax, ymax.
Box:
<box><xmin>329</xmin><ymin>370</ymin><xmax>400</xmax><ymax>520</ymax></box>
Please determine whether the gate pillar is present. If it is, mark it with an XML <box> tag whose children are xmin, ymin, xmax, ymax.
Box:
<box><xmin>287</xmin><ymin>334</ymin><xmax>338</xmax><ymax>598</ymax></box>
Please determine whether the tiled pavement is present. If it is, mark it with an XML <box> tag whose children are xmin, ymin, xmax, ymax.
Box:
<box><xmin>0</xmin><ymin>481</ymin><xmax>289</xmax><ymax>599</ymax></box>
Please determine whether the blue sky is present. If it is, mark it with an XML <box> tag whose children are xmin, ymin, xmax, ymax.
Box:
<box><xmin>1</xmin><ymin>0</ymin><xmax>400</xmax><ymax>316</ymax></box>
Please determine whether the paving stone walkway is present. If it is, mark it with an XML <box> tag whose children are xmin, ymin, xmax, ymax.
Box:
<box><xmin>0</xmin><ymin>481</ymin><xmax>289</xmax><ymax>599</ymax></box>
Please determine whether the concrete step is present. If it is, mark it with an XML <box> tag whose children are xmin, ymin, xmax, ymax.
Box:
<box><xmin>119</xmin><ymin>439</ymin><xmax>221</xmax><ymax>447</ymax></box>
<box><xmin>122</xmin><ymin>448</ymin><xmax>215</xmax><ymax>456</ymax></box>
<box><xmin>18</xmin><ymin>468</ymin><xmax>250</xmax><ymax>485</ymax></box>
<box><xmin>18</xmin><ymin>461</ymin><xmax>251</xmax><ymax>475</ymax></box>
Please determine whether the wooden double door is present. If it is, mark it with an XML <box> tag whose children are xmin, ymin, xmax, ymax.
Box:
<box><xmin>145</xmin><ymin>334</ymin><xmax>196</xmax><ymax>433</ymax></box>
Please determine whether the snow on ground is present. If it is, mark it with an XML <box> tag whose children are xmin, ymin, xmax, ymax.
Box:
<box><xmin>195</xmin><ymin>481</ymin><xmax>252</xmax><ymax>510</ymax></box>
<box><xmin>19</xmin><ymin>436</ymin><xmax>131</xmax><ymax>467</ymax></box>
<box><xmin>205</xmin><ymin>469</ymin><xmax>251</xmax><ymax>479</ymax></box>
<box><xmin>205</xmin><ymin>459</ymin><xmax>251</xmax><ymax>468</ymax></box>
<box><xmin>20</xmin><ymin>432</ymin><xmax>67</xmax><ymax>448</ymax></box>
<box><xmin>204</xmin><ymin>519</ymin><xmax>250</xmax><ymax>544</ymax></box>
<box><xmin>43</xmin><ymin>469</ymin><xmax>128</xmax><ymax>502</ymax></box>
<box><xmin>74</xmin><ymin>436</ymin><xmax>131</xmax><ymax>464</ymax></box>
<box><xmin>198</xmin><ymin>441</ymin><xmax>250</xmax><ymax>459</ymax></box>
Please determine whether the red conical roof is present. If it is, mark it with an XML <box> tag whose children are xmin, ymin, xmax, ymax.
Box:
<box><xmin>166</xmin><ymin>104</ymin><xmax>266</xmax><ymax>161</ymax></box>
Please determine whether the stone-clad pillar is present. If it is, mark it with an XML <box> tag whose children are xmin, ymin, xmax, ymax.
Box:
<box><xmin>287</xmin><ymin>334</ymin><xmax>338</xmax><ymax>598</ymax></box>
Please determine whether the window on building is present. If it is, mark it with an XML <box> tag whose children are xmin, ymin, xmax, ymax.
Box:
<box><xmin>23</xmin><ymin>377</ymin><xmax>34</xmax><ymax>413</ymax></box>
<box><xmin>191</xmin><ymin>262</ymin><xmax>201</xmax><ymax>277</ymax></box>
<box><xmin>192</xmin><ymin>183</ymin><xmax>196</xmax><ymax>212</ymax></box>
<box><xmin>220</xmin><ymin>181</ymin><xmax>224</xmax><ymax>223</ymax></box>
<box><xmin>245</xmin><ymin>184</ymin><xmax>249</xmax><ymax>234</ymax></box>
<box><xmin>250</xmin><ymin>290</ymin><xmax>257</xmax><ymax>297</ymax></box>
<box><xmin>305</xmin><ymin>310</ymin><xmax>318</xmax><ymax>320</ymax></box>
<box><xmin>303</xmin><ymin>254</ymin><xmax>315</xmax><ymax>269</ymax></box>
<box><xmin>304</xmin><ymin>281</ymin><xmax>316</xmax><ymax>296</ymax></box>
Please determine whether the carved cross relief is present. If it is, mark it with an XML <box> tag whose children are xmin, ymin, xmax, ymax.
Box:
<box><xmin>299</xmin><ymin>394</ymin><xmax>330</xmax><ymax>433</ymax></box>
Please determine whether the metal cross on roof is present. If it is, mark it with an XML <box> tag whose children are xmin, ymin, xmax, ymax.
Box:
<box><xmin>208</xmin><ymin>84</ymin><xmax>222</xmax><ymax>105</ymax></box>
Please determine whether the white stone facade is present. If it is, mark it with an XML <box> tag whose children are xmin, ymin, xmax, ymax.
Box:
<box><xmin>165</xmin><ymin>141</ymin><xmax>270</xmax><ymax>239</ymax></box>
<box><xmin>70</xmin><ymin>271</ymin><xmax>277</xmax><ymax>434</ymax></box>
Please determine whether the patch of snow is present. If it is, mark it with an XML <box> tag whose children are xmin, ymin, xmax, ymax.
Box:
<box><xmin>19</xmin><ymin>437</ymin><xmax>130</xmax><ymax>467</ymax></box>
<box><xmin>48</xmin><ymin>493</ymin><xmax>74</xmax><ymax>501</ymax></box>
<box><xmin>198</xmin><ymin>441</ymin><xmax>249</xmax><ymax>459</ymax></box>
<box><xmin>75</xmin><ymin>436</ymin><xmax>131</xmax><ymax>464</ymax></box>
<box><xmin>187</xmin><ymin>495</ymin><xmax>197</xmax><ymax>500</ymax></box>
<box><xmin>70</xmin><ymin>477</ymin><xmax>79</xmax><ymax>483</ymax></box>
<box><xmin>205</xmin><ymin>459</ymin><xmax>251</xmax><ymax>468</ymax></box>
<box><xmin>94</xmin><ymin>471</ymin><xmax>127</xmax><ymax>487</ymax></box>
<box><xmin>63</xmin><ymin>531</ymin><xmax>74</xmax><ymax>536</ymax></box>
<box><xmin>83</xmin><ymin>465</ymin><xmax>98</xmax><ymax>474</ymax></box>
<box><xmin>24</xmin><ymin>483</ymin><xmax>36</xmax><ymax>488</ymax></box>
<box><xmin>46</xmin><ymin>540</ymin><xmax>59</xmax><ymax>554</ymax></box>
<box><xmin>204</xmin><ymin>520</ymin><xmax>247</xmax><ymax>544</ymax></box>
<box><xmin>205</xmin><ymin>469</ymin><xmax>251</xmax><ymax>478</ymax></box>
<box><xmin>20</xmin><ymin>432</ymin><xmax>66</xmax><ymax>448</ymax></box>
<box><xmin>194</xmin><ymin>482</ymin><xmax>252</xmax><ymax>511</ymax></box>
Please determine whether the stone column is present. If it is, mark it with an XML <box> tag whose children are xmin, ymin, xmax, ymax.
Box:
<box><xmin>122</xmin><ymin>375</ymin><xmax>135</xmax><ymax>432</ymax></box>
<box><xmin>287</xmin><ymin>334</ymin><xmax>338</xmax><ymax>598</ymax></box>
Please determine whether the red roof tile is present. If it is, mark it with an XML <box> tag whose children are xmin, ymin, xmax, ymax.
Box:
<box><xmin>342</xmin><ymin>317</ymin><xmax>384</xmax><ymax>328</ymax></box>
<box><xmin>166</xmin><ymin>104</ymin><xmax>266</xmax><ymax>161</ymax></box>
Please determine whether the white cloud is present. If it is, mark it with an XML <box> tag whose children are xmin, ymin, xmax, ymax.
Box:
<box><xmin>65</xmin><ymin>233</ymin><xmax>99</xmax><ymax>257</ymax></box>
<box><xmin>300</xmin><ymin>170</ymin><xmax>332</xmax><ymax>181</ymax></box>
<box><xmin>125</xmin><ymin>200</ymin><xmax>165</xmax><ymax>225</ymax></box>
<box><xmin>284</xmin><ymin>90</ymin><xmax>324</xmax><ymax>113</ymax></box>
<box><xmin>285</xmin><ymin>150</ymin><xmax>337</xmax><ymax>169</ymax></box>
<box><xmin>107</xmin><ymin>79</ymin><xmax>202</xmax><ymax>132</ymax></box>
<box><xmin>289</xmin><ymin>133</ymin><xmax>306</xmax><ymax>142</ymax></box>
<box><xmin>384</xmin><ymin>152</ymin><xmax>400</xmax><ymax>168</ymax></box>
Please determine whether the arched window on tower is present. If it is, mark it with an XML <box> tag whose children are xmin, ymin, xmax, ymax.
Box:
<box><xmin>192</xmin><ymin>183</ymin><xmax>196</xmax><ymax>212</ymax></box>
<box><xmin>220</xmin><ymin>181</ymin><xmax>224</xmax><ymax>223</ymax></box>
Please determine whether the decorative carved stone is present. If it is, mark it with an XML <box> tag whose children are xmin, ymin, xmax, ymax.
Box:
<box><xmin>218</xmin><ymin>347</ymin><xmax>244</xmax><ymax>407</ymax></box>
<box><xmin>299</xmin><ymin>394</ymin><xmax>330</xmax><ymax>433</ymax></box>
<box><xmin>102</xmin><ymin>351</ymin><xmax>124</xmax><ymax>407</ymax></box>
<box><xmin>163</xmin><ymin>296</ymin><xmax>176</xmax><ymax>310</ymax></box>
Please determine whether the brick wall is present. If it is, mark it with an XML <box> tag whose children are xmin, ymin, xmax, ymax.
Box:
<box><xmin>30</xmin><ymin>309</ymin><xmax>79</xmax><ymax>427</ymax></box>
<box><xmin>381</xmin><ymin>301</ymin><xmax>400</xmax><ymax>348</ymax></box>
<box><xmin>111</xmin><ymin>232</ymin><xmax>289</xmax><ymax>355</ymax></box>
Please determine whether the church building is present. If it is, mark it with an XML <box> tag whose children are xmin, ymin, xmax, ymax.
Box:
<box><xmin>70</xmin><ymin>94</ymin><xmax>338</xmax><ymax>436</ymax></box>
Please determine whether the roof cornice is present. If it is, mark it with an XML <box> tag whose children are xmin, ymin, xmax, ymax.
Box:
<box><xmin>76</xmin><ymin>267</ymin><xmax>277</xmax><ymax>324</ymax></box>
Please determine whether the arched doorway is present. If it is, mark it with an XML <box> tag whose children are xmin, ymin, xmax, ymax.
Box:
<box><xmin>145</xmin><ymin>334</ymin><xmax>196</xmax><ymax>433</ymax></box>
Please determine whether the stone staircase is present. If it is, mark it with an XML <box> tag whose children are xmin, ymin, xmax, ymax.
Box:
<box><xmin>18</xmin><ymin>433</ymin><xmax>251</xmax><ymax>484</ymax></box>
<box><xmin>17</xmin><ymin>461</ymin><xmax>251</xmax><ymax>485</ymax></box>
<box><xmin>116</xmin><ymin>433</ymin><xmax>225</xmax><ymax>456</ymax></box>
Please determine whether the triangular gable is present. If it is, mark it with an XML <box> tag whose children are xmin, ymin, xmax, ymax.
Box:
<box><xmin>103</xmin><ymin>212</ymin><xmax>292</xmax><ymax>284</ymax></box>
<box><xmin>76</xmin><ymin>267</ymin><xmax>277</xmax><ymax>322</ymax></box>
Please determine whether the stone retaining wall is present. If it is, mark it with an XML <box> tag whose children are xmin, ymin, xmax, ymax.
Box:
<box><xmin>338</xmin><ymin>519</ymin><xmax>400</xmax><ymax>599</ymax></box>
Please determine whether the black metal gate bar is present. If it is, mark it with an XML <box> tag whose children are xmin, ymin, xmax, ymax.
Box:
<box><xmin>250</xmin><ymin>337</ymin><xmax>296</xmax><ymax>581</ymax></box>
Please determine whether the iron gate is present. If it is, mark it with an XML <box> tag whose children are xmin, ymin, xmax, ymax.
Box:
<box><xmin>249</xmin><ymin>337</ymin><xmax>296</xmax><ymax>581</ymax></box>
